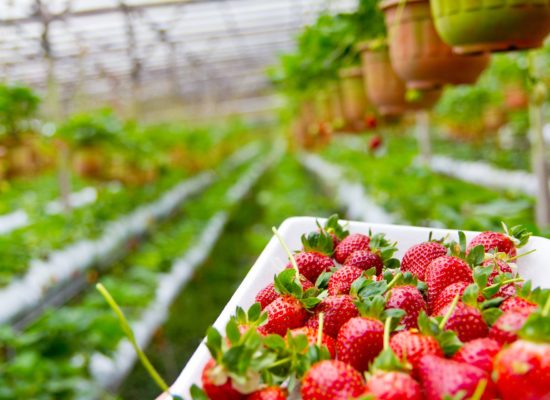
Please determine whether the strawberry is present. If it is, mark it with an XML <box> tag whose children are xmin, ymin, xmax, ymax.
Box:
<box><xmin>385</xmin><ymin>285</ymin><xmax>426</xmax><ymax>330</ymax></box>
<box><xmin>368</xmin><ymin>134</ymin><xmax>382</xmax><ymax>151</ymax></box>
<box><xmin>436</xmin><ymin>301</ymin><xmax>488</xmax><ymax>342</ymax></box>
<box><xmin>401</xmin><ymin>241</ymin><xmax>447</xmax><ymax>280</ymax></box>
<box><xmin>389</xmin><ymin>330</ymin><xmax>443</xmax><ymax>374</ymax></box>
<box><xmin>255</xmin><ymin>277</ymin><xmax>314</xmax><ymax>310</ymax></box>
<box><xmin>202</xmin><ymin>358</ymin><xmax>245</xmax><ymax>400</ymax></box>
<box><xmin>327</xmin><ymin>265</ymin><xmax>364</xmax><ymax>296</ymax></box>
<box><xmin>452</xmin><ymin>338</ymin><xmax>502</xmax><ymax>372</ymax></box>
<box><xmin>306</xmin><ymin>295</ymin><xmax>359</xmax><ymax>338</ymax></box>
<box><xmin>430</xmin><ymin>281</ymin><xmax>470</xmax><ymax>315</ymax></box>
<box><xmin>418</xmin><ymin>355</ymin><xmax>497</xmax><ymax>400</ymax></box>
<box><xmin>246</xmin><ymin>387</ymin><xmax>287</xmax><ymax>400</ymax></box>
<box><xmin>336</xmin><ymin>316</ymin><xmax>384</xmax><ymax>372</ymax></box>
<box><xmin>301</xmin><ymin>360</ymin><xmax>365</xmax><ymax>400</ymax></box>
<box><xmin>365</xmin><ymin>371</ymin><xmax>422</xmax><ymax>400</ymax></box>
<box><xmin>467</xmin><ymin>225</ymin><xmax>531</xmax><ymax>258</ymax></box>
<box><xmin>289</xmin><ymin>326</ymin><xmax>336</xmax><ymax>358</ymax></box>
<box><xmin>344</xmin><ymin>250</ymin><xmax>383</xmax><ymax>275</ymax></box>
<box><xmin>334</xmin><ymin>233</ymin><xmax>371</xmax><ymax>264</ymax></box>
<box><xmin>425</xmin><ymin>256</ymin><xmax>473</xmax><ymax>303</ymax></box>
<box><xmin>287</xmin><ymin>252</ymin><xmax>334</xmax><ymax>283</ymax></box>
<box><xmin>260</xmin><ymin>296</ymin><xmax>308</xmax><ymax>336</ymax></box>
<box><xmin>489</xmin><ymin>308</ymin><xmax>532</xmax><ymax>345</ymax></box>
<box><xmin>500</xmin><ymin>296</ymin><xmax>537</xmax><ymax>313</ymax></box>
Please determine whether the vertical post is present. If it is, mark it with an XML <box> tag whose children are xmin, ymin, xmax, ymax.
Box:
<box><xmin>416</xmin><ymin>110</ymin><xmax>431</xmax><ymax>165</ymax></box>
<box><xmin>530</xmin><ymin>101</ymin><xmax>550</xmax><ymax>228</ymax></box>
<box><xmin>57</xmin><ymin>142</ymin><xmax>72</xmax><ymax>213</ymax></box>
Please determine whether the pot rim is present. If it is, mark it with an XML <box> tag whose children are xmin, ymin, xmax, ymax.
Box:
<box><xmin>338</xmin><ymin>66</ymin><xmax>363</xmax><ymax>78</ymax></box>
<box><xmin>380</xmin><ymin>0</ymin><xmax>427</xmax><ymax>11</ymax></box>
<box><xmin>356</xmin><ymin>38</ymin><xmax>388</xmax><ymax>52</ymax></box>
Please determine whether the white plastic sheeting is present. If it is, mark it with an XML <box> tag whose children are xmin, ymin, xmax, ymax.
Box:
<box><xmin>300</xmin><ymin>153</ymin><xmax>395</xmax><ymax>224</ymax></box>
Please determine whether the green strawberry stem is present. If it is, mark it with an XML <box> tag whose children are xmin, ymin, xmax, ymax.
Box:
<box><xmin>383</xmin><ymin>317</ymin><xmax>392</xmax><ymax>350</ymax></box>
<box><xmin>484</xmin><ymin>277</ymin><xmax>524</xmax><ymax>293</ymax></box>
<box><xmin>542</xmin><ymin>294</ymin><xmax>550</xmax><ymax>317</ymax></box>
<box><xmin>317</xmin><ymin>312</ymin><xmax>325</xmax><ymax>347</ymax></box>
<box><xmin>272</xmin><ymin>226</ymin><xmax>300</xmax><ymax>276</ymax></box>
<box><xmin>438</xmin><ymin>294</ymin><xmax>460</xmax><ymax>330</ymax></box>
<box><xmin>508</xmin><ymin>249</ymin><xmax>537</xmax><ymax>261</ymax></box>
<box><xmin>470</xmin><ymin>379</ymin><xmax>488</xmax><ymax>400</ymax></box>
<box><xmin>386</xmin><ymin>272</ymin><xmax>403</xmax><ymax>292</ymax></box>
<box><xmin>96</xmin><ymin>283</ymin><xmax>171</xmax><ymax>394</ymax></box>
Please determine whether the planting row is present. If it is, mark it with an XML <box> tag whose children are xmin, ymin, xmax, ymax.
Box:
<box><xmin>0</xmin><ymin>146</ymin><xmax>279</xmax><ymax>399</ymax></box>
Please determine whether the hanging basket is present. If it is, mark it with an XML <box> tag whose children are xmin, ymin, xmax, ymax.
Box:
<box><xmin>381</xmin><ymin>0</ymin><xmax>489</xmax><ymax>90</ymax></box>
<box><xmin>431</xmin><ymin>0</ymin><xmax>550</xmax><ymax>54</ymax></box>
<box><xmin>338</xmin><ymin>67</ymin><xmax>369</xmax><ymax>131</ymax></box>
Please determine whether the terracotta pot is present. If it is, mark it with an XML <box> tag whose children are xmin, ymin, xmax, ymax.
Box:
<box><xmin>431</xmin><ymin>0</ymin><xmax>550</xmax><ymax>54</ymax></box>
<box><xmin>504</xmin><ymin>85</ymin><xmax>529</xmax><ymax>110</ymax></box>
<box><xmin>339</xmin><ymin>67</ymin><xmax>369</xmax><ymax>131</ymax></box>
<box><xmin>381</xmin><ymin>0</ymin><xmax>489</xmax><ymax>89</ymax></box>
<box><xmin>327</xmin><ymin>86</ymin><xmax>345</xmax><ymax>131</ymax></box>
<box><xmin>314</xmin><ymin>91</ymin><xmax>333</xmax><ymax>125</ymax></box>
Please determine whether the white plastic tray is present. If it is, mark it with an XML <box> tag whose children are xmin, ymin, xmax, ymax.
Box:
<box><xmin>170</xmin><ymin>217</ymin><xmax>550</xmax><ymax>398</ymax></box>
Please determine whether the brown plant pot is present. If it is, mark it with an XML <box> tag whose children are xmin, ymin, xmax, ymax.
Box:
<box><xmin>339</xmin><ymin>67</ymin><xmax>369</xmax><ymax>131</ymax></box>
<box><xmin>381</xmin><ymin>0</ymin><xmax>489</xmax><ymax>90</ymax></box>
<box><xmin>328</xmin><ymin>86</ymin><xmax>345</xmax><ymax>131</ymax></box>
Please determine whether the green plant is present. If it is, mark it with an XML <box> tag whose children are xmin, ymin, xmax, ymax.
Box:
<box><xmin>56</xmin><ymin>109</ymin><xmax>124</xmax><ymax>148</ymax></box>
<box><xmin>0</xmin><ymin>83</ymin><xmax>40</xmax><ymax>139</ymax></box>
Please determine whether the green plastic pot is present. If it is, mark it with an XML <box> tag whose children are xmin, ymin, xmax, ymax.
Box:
<box><xmin>431</xmin><ymin>0</ymin><xmax>550</xmax><ymax>54</ymax></box>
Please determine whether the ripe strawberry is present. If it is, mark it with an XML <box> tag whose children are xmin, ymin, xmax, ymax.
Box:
<box><xmin>336</xmin><ymin>316</ymin><xmax>384</xmax><ymax>373</ymax></box>
<box><xmin>425</xmin><ymin>256</ymin><xmax>473</xmax><ymax>303</ymax></box>
<box><xmin>430</xmin><ymin>281</ymin><xmax>470</xmax><ymax>315</ymax></box>
<box><xmin>385</xmin><ymin>285</ymin><xmax>427</xmax><ymax>329</ymax></box>
<box><xmin>255</xmin><ymin>277</ymin><xmax>314</xmax><ymax>309</ymax></box>
<box><xmin>452</xmin><ymin>338</ymin><xmax>502</xmax><ymax>373</ymax></box>
<box><xmin>202</xmin><ymin>358</ymin><xmax>245</xmax><ymax>400</ymax></box>
<box><xmin>289</xmin><ymin>326</ymin><xmax>336</xmax><ymax>358</ymax></box>
<box><xmin>390</xmin><ymin>330</ymin><xmax>443</xmax><ymax>374</ymax></box>
<box><xmin>489</xmin><ymin>308</ymin><xmax>532</xmax><ymax>345</ymax></box>
<box><xmin>334</xmin><ymin>233</ymin><xmax>370</xmax><ymax>264</ymax></box>
<box><xmin>246</xmin><ymin>386</ymin><xmax>287</xmax><ymax>400</ymax></box>
<box><xmin>260</xmin><ymin>296</ymin><xmax>308</xmax><ymax>336</ymax></box>
<box><xmin>287</xmin><ymin>252</ymin><xmax>334</xmax><ymax>283</ymax></box>
<box><xmin>436</xmin><ymin>301</ymin><xmax>488</xmax><ymax>342</ymax></box>
<box><xmin>365</xmin><ymin>371</ymin><xmax>423</xmax><ymax>400</ymax></box>
<box><xmin>468</xmin><ymin>231</ymin><xmax>517</xmax><ymax>257</ymax></box>
<box><xmin>301</xmin><ymin>360</ymin><xmax>365</xmax><ymax>400</ymax></box>
<box><xmin>500</xmin><ymin>296</ymin><xmax>537</xmax><ymax>313</ymax></box>
<box><xmin>494</xmin><ymin>340</ymin><xmax>550</xmax><ymax>400</ymax></box>
<box><xmin>327</xmin><ymin>265</ymin><xmax>364</xmax><ymax>296</ymax></box>
<box><xmin>418</xmin><ymin>355</ymin><xmax>497</xmax><ymax>400</ymax></box>
<box><xmin>307</xmin><ymin>295</ymin><xmax>358</xmax><ymax>338</ymax></box>
<box><xmin>401</xmin><ymin>241</ymin><xmax>447</xmax><ymax>280</ymax></box>
<box><xmin>344</xmin><ymin>250</ymin><xmax>383</xmax><ymax>275</ymax></box>
<box><xmin>368</xmin><ymin>134</ymin><xmax>382</xmax><ymax>152</ymax></box>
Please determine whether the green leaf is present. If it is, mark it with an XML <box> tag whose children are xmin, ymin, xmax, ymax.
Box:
<box><xmin>263</xmin><ymin>334</ymin><xmax>286</xmax><ymax>351</ymax></box>
<box><xmin>226</xmin><ymin>320</ymin><xmax>241</xmax><ymax>346</ymax></box>
<box><xmin>482</xmin><ymin>308</ymin><xmax>503</xmax><ymax>327</ymax></box>
<box><xmin>315</xmin><ymin>271</ymin><xmax>333</xmax><ymax>289</ymax></box>
<box><xmin>206</xmin><ymin>327</ymin><xmax>223</xmax><ymax>359</ymax></box>
<box><xmin>222</xmin><ymin>346</ymin><xmax>244</xmax><ymax>372</ymax></box>
<box><xmin>301</xmin><ymin>231</ymin><xmax>334</xmax><ymax>256</ymax></box>
<box><xmin>322</xmin><ymin>214</ymin><xmax>349</xmax><ymax>240</ymax></box>
<box><xmin>519</xmin><ymin>313</ymin><xmax>550</xmax><ymax>342</ymax></box>
<box><xmin>248</xmin><ymin>303</ymin><xmax>262</xmax><ymax>322</ymax></box>
<box><xmin>438</xmin><ymin>330</ymin><xmax>463</xmax><ymax>357</ymax></box>
<box><xmin>190</xmin><ymin>385</ymin><xmax>209</xmax><ymax>400</ymax></box>
<box><xmin>466</xmin><ymin>245</ymin><xmax>485</xmax><ymax>267</ymax></box>
<box><xmin>462</xmin><ymin>284</ymin><xmax>480</xmax><ymax>307</ymax></box>
<box><xmin>480</xmin><ymin>297</ymin><xmax>505</xmax><ymax>310</ymax></box>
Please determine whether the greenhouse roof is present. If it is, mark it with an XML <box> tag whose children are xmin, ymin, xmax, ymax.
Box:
<box><xmin>1</xmin><ymin>0</ymin><xmax>356</xmax><ymax>119</ymax></box>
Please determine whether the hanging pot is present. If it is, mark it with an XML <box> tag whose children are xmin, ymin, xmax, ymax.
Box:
<box><xmin>328</xmin><ymin>85</ymin><xmax>345</xmax><ymax>131</ymax></box>
<box><xmin>431</xmin><ymin>0</ymin><xmax>550</xmax><ymax>54</ymax></box>
<box><xmin>339</xmin><ymin>67</ymin><xmax>369</xmax><ymax>131</ymax></box>
<box><xmin>381</xmin><ymin>0</ymin><xmax>489</xmax><ymax>90</ymax></box>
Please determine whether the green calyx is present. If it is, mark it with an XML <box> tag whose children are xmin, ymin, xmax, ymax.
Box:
<box><xmin>519</xmin><ymin>295</ymin><xmax>550</xmax><ymax>343</ymax></box>
<box><xmin>502</xmin><ymin>222</ymin><xmax>532</xmax><ymax>248</ymax></box>
<box><xmin>319</xmin><ymin>214</ymin><xmax>349</xmax><ymax>241</ymax></box>
<box><xmin>301</xmin><ymin>231</ymin><xmax>334</xmax><ymax>256</ymax></box>
<box><xmin>231</xmin><ymin>303</ymin><xmax>268</xmax><ymax>332</ymax></box>
<box><xmin>369</xmin><ymin>317</ymin><xmax>410</xmax><ymax>374</ymax></box>
<box><xmin>273</xmin><ymin>268</ymin><xmax>325</xmax><ymax>310</ymax></box>
<box><xmin>369</xmin><ymin>232</ymin><xmax>400</xmax><ymax>269</ymax></box>
<box><xmin>417</xmin><ymin>308</ymin><xmax>463</xmax><ymax>357</ymax></box>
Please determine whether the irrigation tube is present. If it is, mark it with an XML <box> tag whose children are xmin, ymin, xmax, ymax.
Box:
<box><xmin>0</xmin><ymin>144</ymin><xmax>261</xmax><ymax>325</ymax></box>
<box><xmin>300</xmin><ymin>153</ymin><xmax>395</xmax><ymax>224</ymax></box>
<box><xmin>89</xmin><ymin>145</ymin><xmax>282</xmax><ymax>391</ymax></box>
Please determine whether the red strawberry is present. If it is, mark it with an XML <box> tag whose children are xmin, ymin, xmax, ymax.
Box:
<box><xmin>301</xmin><ymin>360</ymin><xmax>365</xmax><ymax>400</ymax></box>
<box><xmin>334</xmin><ymin>233</ymin><xmax>370</xmax><ymax>264</ymax></box>
<box><xmin>287</xmin><ymin>252</ymin><xmax>334</xmax><ymax>282</ymax></box>
<box><xmin>344</xmin><ymin>250</ymin><xmax>383</xmax><ymax>275</ymax></box>
<box><xmin>255</xmin><ymin>277</ymin><xmax>314</xmax><ymax>309</ymax></box>
<box><xmin>390</xmin><ymin>330</ymin><xmax>443</xmax><ymax>374</ymax></box>
<box><xmin>494</xmin><ymin>340</ymin><xmax>550</xmax><ymax>400</ymax></box>
<box><xmin>246</xmin><ymin>387</ymin><xmax>287</xmax><ymax>400</ymax></box>
<box><xmin>368</xmin><ymin>134</ymin><xmax>382</xmax><ymax>152</ymax></box>
<box><xmin>336</xmin><ymin>316</ymin><xmax>384</xmax><ymax>373</ymax></box>
<box><xmin>289</xmin><ymin>326</ymin><xmax>336</xmax><ymax>358</ymax></box>
<box><xmin>430</xmin><ymin>281</ymin><xmax>470</xmax><ymax>315</ymax></box>
<box><xmin>468</xmin><ymin>231</ymin><xmax>516</xmax><ymax>257</ymax></box>
<box><xmin>489</xmin><ymin>308</ymin><xmax>532</xmax><ymax>345</ymax></box>
<box><xmin>385</xmin><ymin>285</ymin><xmax>427</xmax><ymax>329</ymax></box>
<box><xmin>401</xmin><ymin>241</ymin><xmax>447</xmax><ymax>280</ymax></box>
<box><xmin>418</xmin><ymin>355</ymin><xmax>497</xmax><ymax>400</ymax></box>
<box><xmin>500</xmin><ymin>296</ymin><xmax>537</xmax><ymax>313</ymax></box>
<box><xmin>307</xmin><ymin>295</ymin><xmax>358</xmax><ymax>338</ymax></box>
<box><xmin>425</xmin><ymin>256</ymin><xmax>473</xmax><ymax>303</ymax></box>
<box><xmin>436</xmin><ymin>301</ymin><xmax>488</xmax><ymax>342</ymax></box>
<box><xmin>202</xmin><ymin>358</ymin><xmax>245</xmax><ymax>400</ymax></box>
<box><xmin>452</xmin><ymin>338</ymin><xmax>502</xmax><ymax>373</ymax></box>
<box><xmin>365</xmin><ymin>371</ymin><xmax>423</xmax><ymax>400</ymax></box>
<box><xmin>259</xmin><ymin>296</ymin><xmax>308</xmax><ymax>336</ymax></box>
<box><xmin>328</xmin><ymin>265</ymin><xmax>364</xmax><ymax>296</ymax></box>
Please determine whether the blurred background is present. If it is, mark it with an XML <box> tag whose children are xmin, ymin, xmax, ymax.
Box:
<box><xmin>1</xmin><ymin>0</ymin><xmax>550</xmax><ymax>398</ymax></box>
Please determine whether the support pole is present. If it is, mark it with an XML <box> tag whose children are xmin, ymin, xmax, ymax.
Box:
<box><xmin>416</xmin><ymin>110</ymin><xmax>431</xmax><ymax>165</ymax></box>
<box><xmin>530</xmin><ymin>101</ymin><xmax>550</xmax><ymax>228</ymax></box>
